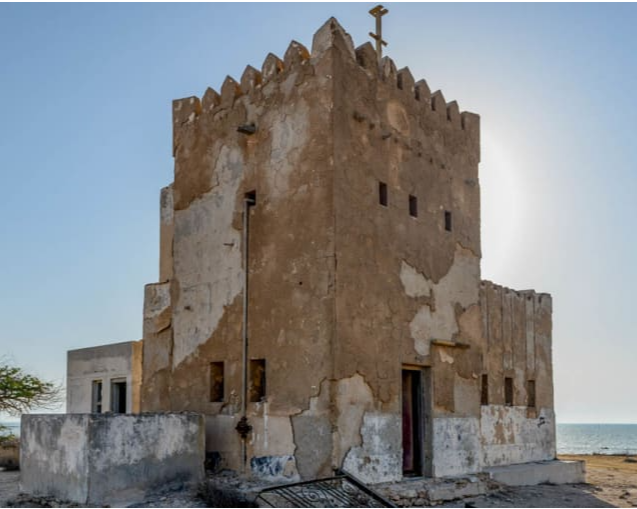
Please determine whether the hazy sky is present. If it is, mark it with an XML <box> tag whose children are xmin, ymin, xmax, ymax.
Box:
<box><xmin>1</xmin><ymin>3</ymin><xmax>635</xmax><ymax>423</ymax></box>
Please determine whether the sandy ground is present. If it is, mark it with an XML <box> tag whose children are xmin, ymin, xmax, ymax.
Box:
<box><xmin>439</xmin><ymin>455</ymin><xmax>637</xmax><ymax>508</ymax></box>
<box><xmin>1</xmin><ymin>455</ymin><xmax>636</xmax><ymax>507</ymax></box>
<box><xmin>559</xmin><ymin>455</ymin><xmax>637</xmax><ymax>508</ymax></box>
<box><xmin>0</xmin><ymin>468</ymin><xmax>20</xmax><ymax>507</ymax></box>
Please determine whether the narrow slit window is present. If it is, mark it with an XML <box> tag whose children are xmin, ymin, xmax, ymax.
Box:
<box><xmin>505</xmin><ymin>377</ymin><xmax>514</xmax><ymax>406</ymax></box>
<box><xmin>409</xmin><ymin>195</ymin><xmax>418</xmax><ymax>218</ymax></box>
<box><xmin>249</xmin><ymin>359</ymin><xmax>266</xmax><ymax>403</ymax></box>
<box><xmin>527</xmin><ymin>380</ymin><xmax>536</xmax><ymax>409</ymax></box>
<box><xmin>210</xmin><ymin>362</ymin><xmax>225</xmax><ymax>402</ymax></box>
<box><xmin>481</xmin><ymin>374</ymin><xmax>489</xmax><ymax>406</ymax></box>
<box><xmin>379</xmin><ymin>182</ymin><xmax>388</xmax><ymax>207</ymax></box>
<box><xmin>444</xmin><ymin>210</ymin><xmax>452</xmax><ymax>232</ymax></box>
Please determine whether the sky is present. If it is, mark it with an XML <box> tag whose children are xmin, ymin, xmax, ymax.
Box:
<box><xmin>0</xmin><ymin>3</ymin><xmax>635</xmax><ymax>424</ymax></box>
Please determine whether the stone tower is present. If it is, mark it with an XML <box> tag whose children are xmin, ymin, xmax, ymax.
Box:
<box><xmin>141</xmin><ymin>18</ymin><xmax>556</xmax><ymax>483</ymax></box>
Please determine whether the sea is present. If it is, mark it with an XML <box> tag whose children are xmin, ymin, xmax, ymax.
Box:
<box><xmin>1</xmin><ymin>421</ymin><xmax>20</xmax><ymax>437</ymax></box>
<box><xmin>1</xmin><ymin>421</ymin><xmax>636</xmax><ymax>454</ymax></box>
<box><xmin>557</xmin><ymin>423</ymin><xmax>637</xmax><ymax>455</ymax></box>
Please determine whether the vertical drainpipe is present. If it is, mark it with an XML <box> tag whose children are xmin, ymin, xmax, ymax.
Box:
<box><xmin>236</xmin><ymin>192</ymin><xmax>255</xmax><ymax>474</ymax></box>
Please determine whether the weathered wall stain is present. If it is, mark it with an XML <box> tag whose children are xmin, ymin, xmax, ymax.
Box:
<box><xmin>21</xmin><ymin>414</ymin><xmax>204</xmax><ymax>506</ymax></box>
<box><xmin>139</xmin><ymin>16</ymin><xmax>556</xmax><ymax>483</ymax></box>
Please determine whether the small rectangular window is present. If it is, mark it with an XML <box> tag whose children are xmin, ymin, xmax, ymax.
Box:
<box><xmin>527</xmin><ymin>380</ymin><xmax>536</xmax><ymax>408</ymax></box>
<box><xmin>481</xmin><ymin>374</ymin><xmax>489</xmax><ymax>406</ymax></box>
<box><xmin>249</xmin><ymin>359</ymin><xmax>266</xmax><ymax>403</ymax></box>
<box><xmin>409</xmin><ymin>195</ymin><xmax>418</xmax><ymax>217</ymax></box>
<box><xmin>505</xmin><ymin>377</ymin><xmax>514</xmax><ymax>406</ymax></box>
<box><xmin>245</xmin><ymin>190</ymin><xmax>256</xmax><ymax>205</ymax></box>
<box><xmin>379</xmin><ymin>182</ymin><xmax>388</xmax><ymax>206</ymax></box>
<box><xmin>91</xmin><ymin>380</ymin><xmax>103</xmax><ymax>414</ymax></box>
<box><xmin>445</xmin><ymin>210</ymin><xmax>452</xmax><ymax>232</ymax></box>
<box><xmin>210</xmin><ymin>362</ymin><xmax>225</xmax><ymax>402</ymax></box>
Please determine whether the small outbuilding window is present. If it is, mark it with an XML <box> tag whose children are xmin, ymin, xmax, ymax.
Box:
<box><xmin>91</xmin><ymin>380</ymin><xmax>103</xmax><ymax>414</ymax></box>
<box><xmin>505</xmin><ymin>377</ymin><xmax>514</xmax><ymax>407</ymax></box>
<box><xmin>409</xmin><ymin>195</ymin><xmax>418</xmax><ymax>218</ymax></box>
<box><xmin>249</xmin><ymin>359</ymin><xmax>266</xmax><ymax>403</ymax></box>
<box><xmin>110</xmin><ymin>379</ymin><xmax>127</xmax><ymax>413</ymax></box>
<box><xmin>210</xmin><ymin>362</ymin><xmax>225</xmax><ymax>403</ymax></box>
<box><xmin>379</xmin><ymin>182</ymin><xmax>388</xmax><ymax>206</ymax></box>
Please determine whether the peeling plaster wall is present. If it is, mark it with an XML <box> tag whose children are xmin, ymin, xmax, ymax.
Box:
<box><xmin>141</xmin><ymin>282</ymin><xmax>172</xmax><ymax>411</ymax></box>
<box><xmin>343</xmin><ymin>412</ymin><xmax>402</xmax><ymax>484</ymax></box>
<box><xmin>172</xmin><ymin>176</ymin><xmax>244</xmax><ymax>368</ymax></box>
<box><xmin>481</xmin><ymin>406</ymin><xmax>555</xmax><ymax>467</ymax></box>
<box><xmin>432</xmin><ymin>417</ymin><xmax>481</xmax><ymax>477</ymax></box>
<box><xmin>247</xmin><ymin>406</ymin><xmax>299</xmax><ymax>481</ymax></box>
<box><xmin>159</xmin><ymin>185</ymin><xmax>174</xmax><ymax>282</ymax></box>
<box><xmin>404</xmin><ymin>247</ymin><xmax>480</xmax><ymax>357</ymax></box>
<box><xmin>141</xmin><ymin>18</ymin><xmax>348</xmax><ymax>479</ymax></box>
<box><xmin>479</xmin><ymin>282</ymin><xmax>556</xmax><ymax>467</ymax></box>
<box><xmin>329</xmin><ymin>21</ymin><xmax>482</xmax><ymax>482</ymax></box>
<box><xmin>138</xmin><ymin>15</ymin><xmax>557</xmax><ymax>482</ymax></box>
<box><xmin>291</xmin><ymin>378</ymin><xmax>333</xmax><ymax>480</ymax></box>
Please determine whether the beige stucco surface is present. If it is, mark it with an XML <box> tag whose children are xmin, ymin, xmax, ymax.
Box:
<box><xmin>139</xmin><ymin>16</ymin><xmax>557</xmax><ymax>483</ymax></box>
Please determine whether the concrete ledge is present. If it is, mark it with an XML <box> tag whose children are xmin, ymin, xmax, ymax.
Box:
<box><xmin>20</xmin><ymin>413</ymin><xmax>205</xmax><ymax>506</ymax></box>
<box><xmin>379</xmin><ymin>474</ymin><xmax>492</xmax><ymax>506</ymax></box>
<box><xmin>485</xmin><ymin>460</ymin><xmax>586</xmax><ymax>486</ymax></box>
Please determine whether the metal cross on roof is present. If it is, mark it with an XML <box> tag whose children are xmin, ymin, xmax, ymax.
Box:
<box><xmin>369</xmin><ymin>4</ymin><xmax>389</xmax><ymax>60</ymax></box>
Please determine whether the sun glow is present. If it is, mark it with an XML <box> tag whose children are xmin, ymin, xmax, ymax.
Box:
<box><xmin>480</xmin><ymin>128</ymin><xmax>528</xmax><ymax>283</ymax></box>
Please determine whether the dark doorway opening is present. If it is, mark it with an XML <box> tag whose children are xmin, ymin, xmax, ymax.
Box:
<box><xmin>402</xmin><ymin>369</ymin><xmax>423</xmax><ymax>476</ymax></box>
<box><xmin>111</xmin><ymin>379</ymin><xmax>127</xmax><ymax>413</ymax></box>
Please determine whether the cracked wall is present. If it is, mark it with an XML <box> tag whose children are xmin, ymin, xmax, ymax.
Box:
<box><xmin>479</xmin><ymin>282</ymin><xmax>556</xmax><ymax>467</ymax></box>
<box><xmin>141</xmin><ymin>282</ymin><xmax>172</xmax><ymax>411</ymax></box>
<box><xmin>142</xmin><ymin>17</ymin><xmax>343</xmax><ymax>479</ymax></box>
<box><xmin>139</xmin><ymin>15</ymin><xmax>556</xmax><ymax>483</ymax></box>
<box><xmin>329</xmin><ymin>18</ymin><xmax>485</xmax><ymax>482</ymax></box>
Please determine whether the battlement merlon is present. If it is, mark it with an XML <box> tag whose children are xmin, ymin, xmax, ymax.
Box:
<box><xmin>171</xmin><ymin>17</ymin><xmax>480</xmax><ymax>160</ymax></box>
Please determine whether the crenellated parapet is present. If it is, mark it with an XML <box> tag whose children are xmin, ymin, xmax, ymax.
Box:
<box><xmin>171</xmin><ymin>16</ymin><xmax>480</xmax><ymax>158</ymax></box>
<box><xmin>480</xmin><ymin>280</ymin><xmax>552</xmax><ymax>307</ymax></box>
<box><xmin>479</xmin><ymin>280</ymin><xmax>552</xmax><ymax>409</ymax></box>
<box><xmin>140</xmin><ymin>12</ymin><xmax>557</xmax><ymax>483</ymax></box>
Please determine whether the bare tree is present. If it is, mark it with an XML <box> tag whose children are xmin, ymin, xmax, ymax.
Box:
<box><xmin>0</xmin><ymin>362</ymin><xmax>62</xmax><ymax>416</ymax></box>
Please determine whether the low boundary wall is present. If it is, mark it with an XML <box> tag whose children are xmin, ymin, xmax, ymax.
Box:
<box><xmin>20</xmin><ymin>413</ymin><xmax>204</xmax><ymax>506</ymax></box>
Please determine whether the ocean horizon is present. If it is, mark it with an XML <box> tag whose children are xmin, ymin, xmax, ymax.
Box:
<box><xmin>557</xmin><ymin>423</ymin><xmax>637</xmax><ymax>455</ymax></box>
<box><xmin>3</xmin><ymin>421</ymin><xmax>637</xmax><ymax>454</ymax></box>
